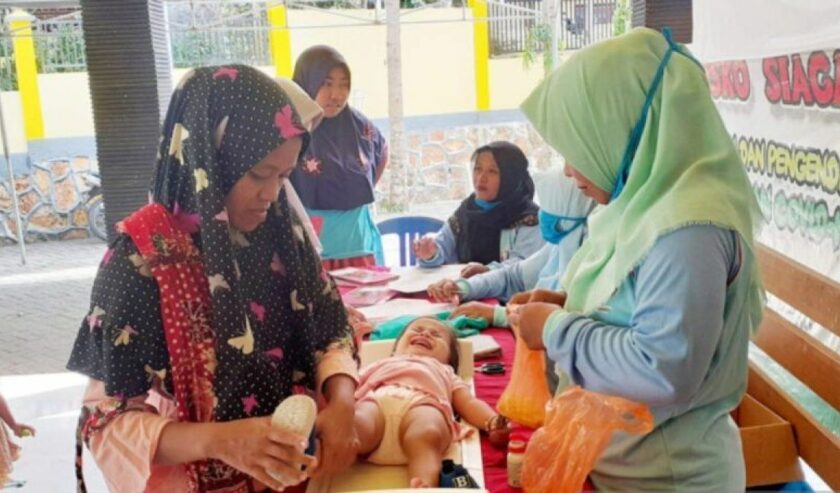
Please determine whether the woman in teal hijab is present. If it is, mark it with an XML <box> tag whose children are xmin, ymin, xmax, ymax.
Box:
<box><xmin>516</xmin><ymin>28</ymin><xmax>764</xmax><ymax>491</ymax></box>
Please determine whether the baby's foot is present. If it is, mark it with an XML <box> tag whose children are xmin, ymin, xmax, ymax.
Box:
<box><xmin>409</xmin><ymin>477</ymin><xmax>431</xmax><ymax>489</ymax></box>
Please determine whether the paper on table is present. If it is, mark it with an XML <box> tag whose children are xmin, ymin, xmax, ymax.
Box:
<box><xmin>387</xmin><ymin>264</ymin><xmax>468</xmax><ymax>293</ymax></box>
<box><xmin>343</xmin><ymin>286</ymin><xmax>397</xmax><ymax>307</ymax></box>
<box><xmin>358</xmin><ymin>298</ymin><xmax>455</xmax><ymax>323</ymax></box>
<box><xmin>329</xmin><ymin>267</ymin><xmax>399</xmax><ymax>285</ymax></box>
<box><xmin>464</xmin><ymin>334</ymin><xmax>502</xmax><ymax>359</ymax></box>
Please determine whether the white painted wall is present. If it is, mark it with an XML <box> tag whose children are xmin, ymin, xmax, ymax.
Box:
<box><xmin>2</xmin><ymin>8</ymin><xmax>548</xmax><ymax>153</ymax></box>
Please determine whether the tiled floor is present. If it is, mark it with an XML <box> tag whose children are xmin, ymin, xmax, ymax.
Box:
<box><xmin>1</xmin><ymin>373</ymin><xmax>107</xmax><ymax>492</ymax></box>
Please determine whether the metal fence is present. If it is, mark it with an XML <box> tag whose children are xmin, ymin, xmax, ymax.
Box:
<box><xmin>167</xmin><ymin>1</ymin><xmax>272</xmax><ymax>68</ymax></box>
<box><xmin>488</xmin><ymin>0</ymin><xmax>541</xmax><ymax>57</ymax></box>
<box><xmin>33</xmin><ymin>12</ymin><xmax>87</xmax><ymax>73</ymax></box>
<box><xmin>558</xmin><ymin>0</ymin><xmax>616</xmax><ymax>50</ymax></box>
<box><xmin>0</xmin><ymin>10</ymin><xmax>88</xmax><ymax>86</ymax></box>
<box><xmin>488</xmin><ymin>0</ymin><xmax>617</xmax><ymax>57</ymax></box>
<box><xmin>0</xmin><ymin>9</ymin><xmax>88</xmax><ymax>90</ymax></box>
<box><xmin>0</xmin><ymin>37</ymin><xmax>14</xmax><ymax>91</ymax></box>
<box><xmin>0</xmin><ymin>0</ymin><xmax>619</xmax><ymax>89</ymax></box>
<box><xmin>168</xmin><ymin>26</ymin><xmax>272</xmax><ymax>68</ymax></box>
<box><xmin>0</xmin><ymin>3</ymin><xmax>275</xmax><ymax>90</ymax></box>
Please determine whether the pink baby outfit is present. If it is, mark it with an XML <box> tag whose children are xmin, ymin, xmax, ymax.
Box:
<box><xmin>355</xmin><ymin>355</ymin><xmax>470</xmax><ymax>465</ymax></box>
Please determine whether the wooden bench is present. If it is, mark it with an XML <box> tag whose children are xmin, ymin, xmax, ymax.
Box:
<box><xmin>748</xmin><ymin>244</ymin><xmax>840</xmax><ymax>489</ymax></box>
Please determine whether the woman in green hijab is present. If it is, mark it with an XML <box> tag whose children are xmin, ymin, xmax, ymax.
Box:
<box><xmin>515</xmin><ymin>28</ymin><xmax>764</xmax><ymax>491</ymax></box>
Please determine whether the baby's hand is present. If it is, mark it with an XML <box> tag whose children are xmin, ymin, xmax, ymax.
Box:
<box><xmin>14</xmin><ymin>423</ymin><xmax>35</xmax><ymax>438</ymax></box>
<box><xmin>486</xmin><ymin>415</ymin><xmax>511</xmax><ymax>449</ymax></box>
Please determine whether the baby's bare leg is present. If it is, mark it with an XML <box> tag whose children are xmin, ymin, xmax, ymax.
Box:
<box><xmin>354</xmin><ymin>400</ymin><xmax>385</xmax><ymax>456</ymax></box>
<box><xmin>399</xmin><ymin>405</ymin><xmax>452</xmax><ymax>488</ymax></box>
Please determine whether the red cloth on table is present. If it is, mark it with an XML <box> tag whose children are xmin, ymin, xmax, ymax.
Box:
<box><xmin>475</xmin><ymin>328</ymin><xmax>594</xmax><ymax>493</ymax></box>
<box><xmin>474</xmin><ymin>327</ymin><xmax>530</xmax><ymax>493</ymax></box>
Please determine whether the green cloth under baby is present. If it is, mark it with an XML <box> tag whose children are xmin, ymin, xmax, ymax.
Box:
<box><xmin>370</xmin><ymin>312</ymin><xmax>489</xmax><ymax>341</ymax></box>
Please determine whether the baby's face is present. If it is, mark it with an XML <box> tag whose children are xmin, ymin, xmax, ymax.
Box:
<box><xmin>395</xmin><ymin>319</ymin><xmax>453</xmax><ymax>365</ymax></box>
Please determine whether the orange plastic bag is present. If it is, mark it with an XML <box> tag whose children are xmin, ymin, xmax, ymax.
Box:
<box><xmin>521</xmin><ymin>386</ymin><xmax>654</xmax><ymax>493</ymax></box>
<box><xmin>497</xmin><ymin>333</ymin><xmax>552</xmax><ymax>428</ymax></box>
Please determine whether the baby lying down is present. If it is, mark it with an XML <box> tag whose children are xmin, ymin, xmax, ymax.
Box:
<box><xmin>353</xmin><ymin>317</ymin><xmax>510</xmax><ymax>488</ymax></box>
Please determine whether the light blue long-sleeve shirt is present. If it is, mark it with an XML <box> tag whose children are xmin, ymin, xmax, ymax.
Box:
<box><xmin>455</xmin><ymin>224</ymin><xmax>587</xmax><ymax>326</ymax></box>
<box><xmin>457</xmin><ymin>223</ymin><xmax>588</xmax><ymax>302</ymax></box>
<box><xmin>417</xmin><ymin>220</ymin><xmax>543</xmax><ymax>268</ymax></box>
<box><xmin>454</xmin><ymin>244</ymin><xmax>550</xmax><ymax>327</ymax></box>
<box><xmin>542</xmin><ymin>225</ymin><xmax>753</xmax><ymax>491</ymax></box>
<box><xmin>457</xmin><ymin>242</ymin><xmax>548</xmax><ymax>302</ymax></box>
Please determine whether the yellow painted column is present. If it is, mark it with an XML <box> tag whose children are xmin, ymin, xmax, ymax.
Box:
<box><xmin>267</xmin><ymin>2</ymin><xmax>293</xmax><ymax>78</ymax></box>
<box><xmin>471</xmin><ymin>0</ymin><xmax>490</xmax><ymax>111</ymax></box>
<box><xmin>9</xmin><ymin>9</ymin><xmax>44</xmax><ymax>140</ymax></box>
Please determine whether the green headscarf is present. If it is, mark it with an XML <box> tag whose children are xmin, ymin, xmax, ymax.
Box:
<box><xmin>521</xmin><ymin>28</ymin><xmax>764</xmax><ymax>325</ymax></box>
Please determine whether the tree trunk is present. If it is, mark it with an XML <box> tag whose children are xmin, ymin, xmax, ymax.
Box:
<box><xmin>385</xmin><ymin>0</ymin><xmax>407</xmax><ymax>211</ymax></box>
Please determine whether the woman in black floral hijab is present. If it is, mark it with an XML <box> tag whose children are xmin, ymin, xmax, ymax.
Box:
<box><xmin>68</xmin><ymin>65</ymin><xmax>358</xmax><ymax>492</ymax></box>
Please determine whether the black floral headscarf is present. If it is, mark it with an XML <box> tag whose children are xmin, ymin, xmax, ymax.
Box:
<box><xmin>69</xmin><ymin>65</ymin><xmax>356</xmax><ymax>427</ymax></box>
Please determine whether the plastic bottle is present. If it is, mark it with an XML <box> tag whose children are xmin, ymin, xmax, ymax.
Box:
<box><xmin>507</xmin><ymin>432</ymin><xmax>528</xmax><ymax>488</ymax></box>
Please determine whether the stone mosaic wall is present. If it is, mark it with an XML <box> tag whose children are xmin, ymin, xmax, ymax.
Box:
<box><xmin>0</xmin><ymin>121</ymin><xmax>558</xmax><ymax>245</ymax></box>
<box><xmin>377</xmin><ymin>121</ymin><xmax>559</xmax><ymax>212</ymax></box>
<box><xmin>0</xmin><ymin>156</ymin><xmax>100</xmax><ymax>245</ymax></box>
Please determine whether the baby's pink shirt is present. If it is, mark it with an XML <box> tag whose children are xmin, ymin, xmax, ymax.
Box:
<box><xmin>355</xmin><ymin>355</ymin><xmax>469</xmax><ymax>419</ymax></box>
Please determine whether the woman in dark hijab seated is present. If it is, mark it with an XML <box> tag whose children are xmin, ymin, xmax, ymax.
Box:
<box><xmin>414</xmin><ymin>141</ymin><xmax>543</xmax><ymax>278</ymax></box>
<box><xmin>67</xmin><ymin>66</ymin><xmax>359</xmax><ymax>492</ymax></box>
<box><xmin>291</xmin><ymin>45</ymin><xmax>388</xmax><ymax>270</ymax></box>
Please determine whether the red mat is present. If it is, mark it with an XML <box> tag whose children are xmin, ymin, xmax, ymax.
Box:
<box><xmin>474</xmin><ymin>328</ymin><xmax>594</xmax><ymax>493</ymax></box>
<box><xmin>472</xmin><ymin>327</ymin><xmax>529</xmax><ymax>493</ymax></box>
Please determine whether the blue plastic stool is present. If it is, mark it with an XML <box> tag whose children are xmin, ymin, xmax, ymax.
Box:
<box><xmin>377</xmin><ymin>215</ymin><xmax>443</xmax><ymax>266</ymax></box>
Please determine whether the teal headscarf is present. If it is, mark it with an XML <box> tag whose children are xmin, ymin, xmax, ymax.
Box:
<box><xmin>521</xmin><ymin>28</ymin><xmax>764</xmax><ymax>330</ymax></box>
<box><xmin>533</xmin><ymin>167</ymin><xmax>596</xmax><ymax>291</ymax></box>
